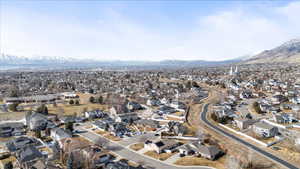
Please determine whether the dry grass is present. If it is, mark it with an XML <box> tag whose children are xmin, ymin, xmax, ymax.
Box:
<box><xmin>144</xmin><ymin>151</ymin><xmax>177</xmax><ymax>161</ymax></box>
<box><xmin>0</xmin><ymin>111</ymin><xmax>25</xmax><ymax>121</ymax></box>
<box><xmin>166</xmin><ymin>116</ymin><xmax>182</xmax><ymax>121</ymax></box>
<box><xmin>45</xmin><ymin>103</ymin><xmax>108</xmax><ymax>116</ymax></box>
<box><xmin>92</xmin><ymin>129</ymin><xmax>121</xmax><ymax>141</ymax></box>
<box><xmin>175</xmin><ymin>156</ymin><xmax>226</xmax><ymax>169</ymax></box>
<box><xmin>129</xmin><ymin>143</ymin><xmax>144</xmax><ymax>151</ymax></box>
<box><xmin>0</xmin><ymin>155</ymin><xmax>16</xmax><ymax>165</ymax></box>
<box><xmin>272</xmin><ymin>140</ymin><xmax>300</xmax><ymax>166</ymax></box>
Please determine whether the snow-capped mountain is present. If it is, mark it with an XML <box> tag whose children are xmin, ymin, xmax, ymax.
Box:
<box><xmin>246</xmin><ymin>38</ymin><xmax>300</xmax><ymax>64</ymax></box>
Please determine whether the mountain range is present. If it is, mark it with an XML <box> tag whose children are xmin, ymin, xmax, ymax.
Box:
<box><xmin>246</xmin><ymin>39</ymin><xmax>300</xmax><ymax>64</ymax></box>
<box><xmin>1</xmin><ymin>38</ymin><xmax>300</xmax><ymax>70</ymax></box>
<box><xmin>0</xmin><ymin>54</ymin><xmax>240</xmax><ymax>70</ymax></box>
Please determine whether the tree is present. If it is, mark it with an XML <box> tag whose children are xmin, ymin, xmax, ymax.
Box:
<box><xmin>69</xmin><ymin>100</ymin><xmax>74</xmax><ymax>105</ymax></box>
<box><xmin>253</xmin><ymin>102</ymin><xmax>264</xmax><ymax>114</ymax></box>
<box><xmin>75</xmin><ymin>100</ymin><xmax>80</xmax><ymax>105</ymax></box>
<box><xmin>8</xmin><ymin>103</ymin><xmax>18</xmax><ymax>112</ymax></box>
<box><xmin>186</xmin><ymin>81</ymin><xmax>192</xmax><ymax>89</ymax></box>
<box><xmin>4</xmin><ymin>161</ymin><xmax>13</xmax><ymax>169</ymax></box>
<box><xmin>97</xmin><ymin>96</ymin><xmax>103</xmax><ymax>104</ymax></box>
<box><xmin>66</xmin><ymin>153</ymin><xmax>74</xmax><ymax>169</ymax></box>
<box><xmin>35</xmin><ymin>130</ymin><xmax>41</xmax><ymax>138</ymax></box>
<box><xmin>65</xmin><ymin>122</ymin><xmax>74</xmax><ymax>133</ymax></box>
<box><xmin>9</xmin><ymin>88</ymin><xmax>19</xmax><ymax>97</ymax></box>
<box><xmin>88</xmin><ymin>88</ymin><xmax>94</xmax><ymax>94</ymax></box>
<box><xmin>89</xmin><ymin>96</ymin><xmax>95</xmax><ymax>103</ymax></box>
<box><xmin>192</xmin><ymin>81</ymin><xmax>199</xmax><ymax>88</ymax></box>
<box><xmin>36</xmin><ymin>104</ymin><xmax>48</xmax><ymax>115</ymax></box>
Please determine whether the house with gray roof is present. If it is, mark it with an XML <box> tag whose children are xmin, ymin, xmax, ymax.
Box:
<box><xmin>16</xmin><ymin>146</ymin><xmax>45</xmax><ymax>169</ymax></box>
<box><xmin>252</xmin><ymin>122</ymin><xmax>278</xmax><ymax>138</ymax></box>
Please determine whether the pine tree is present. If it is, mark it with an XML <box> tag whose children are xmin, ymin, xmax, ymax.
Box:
<box><xmin>67</xmin><ymin>153</ymin><xmax>74</xmax><ymax>169</ymax></box>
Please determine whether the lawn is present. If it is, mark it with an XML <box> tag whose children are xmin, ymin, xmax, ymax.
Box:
<box><xmin>144</xmin><ymin>151</ymin><xmax>177</xmax><ymax>161</ymax></box>
<box><xmin>129</xmin><ymin>143</ymin><xmax>144</xmax><ymax>151</ymax></box>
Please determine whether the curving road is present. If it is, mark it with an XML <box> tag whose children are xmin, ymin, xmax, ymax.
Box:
<box><xmin>200</xmin><ymin>103</ymin><xmax>299</xmax><ymax>169</ymax></box>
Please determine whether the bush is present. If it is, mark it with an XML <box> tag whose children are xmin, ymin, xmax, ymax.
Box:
<box><xmin>253</xmin><ymin>102</ymin><xmax>264</xmax><ymax>114</ymax></box>
<box><xmin>8</xmin><ymin>103</ymin><xmax>19</xmax><ymax>111</ymax></box>
<box><xmin>36</xmin><ymin>104</ymin><xmax>48</xmax><ymax>115</ymax></box>
<box><xmin>89</xmin><ymin>96</ymin><xmax>95</xmax><ymax>103</ymax></box>
<box><xmin>69</xmin><ymin>100</ymin><xmax>74</xmax><ymax>105</ymax></box>
<box><xmin>75</xmin><ymin>100</ymin><xmax>80</xmax><ymax>105</ymax></box>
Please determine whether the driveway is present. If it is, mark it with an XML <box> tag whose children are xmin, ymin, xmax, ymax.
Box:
<box><xmin>76</xmin><ymin>126</ymin><xmax>214</xmax><ymax>169</ymax></box>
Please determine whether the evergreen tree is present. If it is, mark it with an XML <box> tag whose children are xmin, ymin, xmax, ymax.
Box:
<box><xmin>65</xmin><ymin>122</ymin><xmax>74</xmax><ymax>132</ymax></box>
<box><xmin>36</xmin><ymin>104</ymin><xmax>48</xmax><ymax>115</ymax></box>
<box><xmin>69</xmin><ymin>100</ymin><xmax>74</xmax><ymax>105</ymax></box>
<box><xmin>8</xmin><ymin>103</ymin><xmax>19</xmax><ymax>112</ymax></box>
<box><xmin>97</xmin><ymin>96</ymin><xmax>103</xmax><ymax>104</ymax></box>
<box><xmin>67</xmin><ymin>153</ymin><xmax>74</xmax><ymax>169</ymax></box>
<box><xmin>89</xmin><ymin>96</ymin><xmax>95</xmax><ymax>103</ymax></box>
<box><xmin>4</xmin><ymin>161</ymin><xmax>13</xmax><ymax>169</ymax></box>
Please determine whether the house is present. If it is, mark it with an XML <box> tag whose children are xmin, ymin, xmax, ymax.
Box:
<box><xmin>127</xmin><ymin>101</ymin><xmax>143</xmax><ymax>111</ymax></box>
<box><xmin>85</xmin><ymin>110</ymin><xmax>104</xmax><ymax>119</ymax></box>
<box><xmin>110</xmin><ymin>104</ymin><xmax>130</xmax><ymax>115</ymax></box>
<box><xmin>290</xmin><ymin>96</ymin><xmax>300</xmax><ymax>104</ymax></box>
<box><xmin>61</xmin><ymin>92</ymin><xmax>79</xmax><ymax>99</ymax></box>
<box><xmin>239</xmin><ymin>91</ymin><xmax>252</xmax><ymax>99</ymax></box>
<box><xmin>107</xmin><ymin>122</ymin><xmax>130</xmax><ymax>137</ymax></box>
<box><xmin>26</xmin><ymin>112</ymin><xmax>48</xmax><ymax>131</ymax></box>
<box><xmin>271</xmin><ymin>95</ymin><xmax>287</xmax><ymax>104</ymax></box>
<box><xmin>145</xmin><ymin>139</ymin><xmax>181</xmax><ymax>154</ymax></box>
<box><xmin>252</xmin><ymin>122</ymin><xmax>278</xmax><ymax>138</ymax></box>
<box><xmin>80</xmin><ymin>146</ymin><xmax>112</xmax><ymax>168</ymax></box>
<box><xmin>60</xmin><ymin>116</ymin><xmax>76</xmax><ymax>124</ymax></box>
<box><xmin>6</xmin><ymin>137</ymin><xmax>42</xmax><ymax>152</ymax></box>
<box><xmin>169</xmin><ymin>101</ymin><xmax>187</xmax><ymax>112</ymax></box>
<box><xmin>118</xmin><ymin>113</ymin><xmax>140</xmax><ymax>123</ymax></box>
<box><xmin>197</xmin><ymin>145</ymin><xmax>223</xmax><ymax>160</ymax></box>
<box><xmin>179</xmin><ymin>141</ymin><xmax>223</xmax><ymax>160</ymax></box>
<box><xmin>50</xmin><ymin>128</ymin><xmax>72</xmax><ymax>147</ymax></box>
<box><xmin>273</xmin><ymin>113</ymin><xmax>297</xmax><ymax>124</ymax></box>
<box><xmin>147</xmin><ymin>99</ymin><xmax>161</xmax><ymax>106</ymax></box>
<box><xmin>16</xmin><ymin>146</ymin><xmax>45</xmax><ymax>169</ymax></box>
<box><xmin>158</xmin><ymin>105</ymin><xmax>177</xmax><ymax>114</ymax></box>
<box><xmin>167</xmin><ymin>121</ymin><xmax>187</xmax><ymax>136</ymax></box>
<box><xmin>0</xmin><ymin>122</ymin><xmax>26</xmax><ymax>137</ymax></box>
<box><xmin>234</xmin><ymin>118</ymin><xmax>256</xmax><ymax>130</ymax></box>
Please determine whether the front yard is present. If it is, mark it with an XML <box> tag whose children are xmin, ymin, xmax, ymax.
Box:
<box><xmin>129</xmin><ymin>143</ymin><xmax>144</xmax><ymax>151</ymax></box>
<box><xmin>144</xmin><ymin>151</ymin><xmax>177</xmax><ymax>161</ymax></box>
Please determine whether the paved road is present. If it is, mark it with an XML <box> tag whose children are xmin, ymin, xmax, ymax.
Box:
<box><xmin>200</xmin><ymin>104</ymin><xmax>299</xmax><ymax>169</ymax></box>
<box><xmin>77</xmin><ymin>126</ymin><xmax>213</xmax><ymax>169</ymax></box>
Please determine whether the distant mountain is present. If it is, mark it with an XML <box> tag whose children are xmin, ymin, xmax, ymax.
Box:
<box><xmin>245</xmin><ymin>39</ymin><xmax>300</xmax><ymax>64</ymax></box>
<box><xmin>0</xmin><ymin>53</ymin><xmax>241</xmax><ymax>70</ymax></box>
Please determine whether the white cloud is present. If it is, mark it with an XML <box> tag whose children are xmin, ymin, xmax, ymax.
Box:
<box><xmin>1</xmin><ymin>1</ymin><xmax>300</xmax><ymax>61</ymax></box>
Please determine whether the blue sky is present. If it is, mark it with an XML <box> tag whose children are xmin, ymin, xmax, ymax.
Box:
<box><xmin>1</xmin><ymin>0</ymin><xmax>300</xmax><ymax>61</ymax></box>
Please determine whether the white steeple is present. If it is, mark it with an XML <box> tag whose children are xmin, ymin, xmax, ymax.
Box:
<box><xmin>229</xmin><ymin>66</ymin><xmax>233</xmax><ymax>76</ymax></box>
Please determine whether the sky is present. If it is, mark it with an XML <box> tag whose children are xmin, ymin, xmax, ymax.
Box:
<box><xmin>1</xmin><ymin>0</ymin><xmax>300</xmax><ymax>61</ymax></box>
